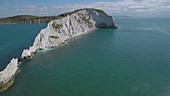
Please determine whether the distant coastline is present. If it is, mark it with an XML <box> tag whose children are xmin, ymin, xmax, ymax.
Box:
<box><xmin>0</xmin><ymin>12</ymin><xmax>78</xmax><ymax>24</ymax></box>
<box><xmin>0</xmin><ymin>15</ymin><xmax>60</xmax><ymax>24</ymax></box>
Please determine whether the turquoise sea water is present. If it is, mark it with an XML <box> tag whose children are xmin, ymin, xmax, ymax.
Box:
<box><xmin>1</xmin><ymin>17</ymin><xmax>170</xmax><ymax>96</ymax></box>
<box><xmin>0</xmin><ymin>24</ymin><xmax>47</xmax><ymax>70</ymax></box>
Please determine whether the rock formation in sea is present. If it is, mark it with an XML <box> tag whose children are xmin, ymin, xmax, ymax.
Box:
<box><xmin>0</xmin><ymin>8</ymin><xmax>117</xmax><ymax>92</ymax></box>
<box><xmin>0</xmin><ymin>58</ymin><xmax>19</xmax><ymax>92</ymax></box>
<box><xmin>21</xmin><ymin>8</ymin><xmax>117</xmax><ymax>59</ymax></box>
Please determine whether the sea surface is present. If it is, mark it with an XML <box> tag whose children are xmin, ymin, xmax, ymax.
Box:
<box><xmin>1</xmin><ymin>17</ymin><xmax>170</xmax><ymax>96</ymax></box>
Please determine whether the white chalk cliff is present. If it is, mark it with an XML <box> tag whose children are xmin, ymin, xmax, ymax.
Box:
<box><xmin>0</xmin><ymin>8</ymin><xmax>116</xmax><ymax>92</ymax></box>
<box><xmin>21</xmin><ymin>8</ymin><xmax>116</xmax><ymax>59</ymax></box>
<box><xmin>0</xmin><ymin>58</ymin><xmax>19</xmax><ymax>91</ymax></box>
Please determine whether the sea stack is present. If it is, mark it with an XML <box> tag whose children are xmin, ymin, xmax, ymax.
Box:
<box><xmin>0</xmin><ymin>58</ymin><xmax>19</xmax><ymax>92</ymax></box>
<box><xmin>21</xmin><ymin>8</ymin><xmax>117</xmax><ymax>59</ymax></box>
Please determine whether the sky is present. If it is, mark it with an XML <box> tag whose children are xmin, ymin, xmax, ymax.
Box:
<box><xmin>0</xmin><ymin>0</ymin><xmax>170</xmax><ymax>18</ymax></box>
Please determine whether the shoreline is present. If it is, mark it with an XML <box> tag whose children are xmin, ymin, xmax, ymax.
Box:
<box><xmin>0</xmin><ymin>8</ymin><xmax>117</xmax><ymax>93</ymax></box>
<box><xmin>0</xmin><ymin>28</ymin><xmax>97</xmax><ymax>93</ymax></box>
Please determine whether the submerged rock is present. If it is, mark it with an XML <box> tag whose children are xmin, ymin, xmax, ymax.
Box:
<box><xmin>0</xmin><ymin>58</ymin><xmax>19</xmax><ymax>92</ymax></box>
<box><xmin>21</xmin><ymin>8</ymin><xmax>117</xmax><ymax>59</ymax></box>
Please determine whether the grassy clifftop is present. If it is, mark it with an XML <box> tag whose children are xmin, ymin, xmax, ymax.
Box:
<box><xmin>0</xmin><ymin>8</ymin><xmax>108</xmax><ymax>24</ymax></box>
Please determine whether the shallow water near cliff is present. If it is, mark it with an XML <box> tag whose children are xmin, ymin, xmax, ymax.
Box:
<box><xmin>1</xmin><ymin>17</ymin><xmax>170</xmax><ymax>96</ymax></box>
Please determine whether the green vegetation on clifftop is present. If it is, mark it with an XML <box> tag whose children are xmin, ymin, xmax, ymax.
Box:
<box><xmin>0</xmin><ymin>8</ymin><xmax>108</xmax><ymax>24</ymax></box>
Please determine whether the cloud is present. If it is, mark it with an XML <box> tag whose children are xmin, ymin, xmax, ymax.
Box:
<box><xmin>0</xmin><ymin>0</ymin><xmax>170</xmax><ymax>18</ymax></box>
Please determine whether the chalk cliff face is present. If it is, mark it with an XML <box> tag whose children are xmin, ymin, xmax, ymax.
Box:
<box><xmin>0</xmin><ymin>58</ymin><xmax>19</xmax><ymax>92</ymax></box>
<box><xmin>21</xmin><ymin>8</ymin><xmax>116</xmax><ymax>59</ymax></box>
